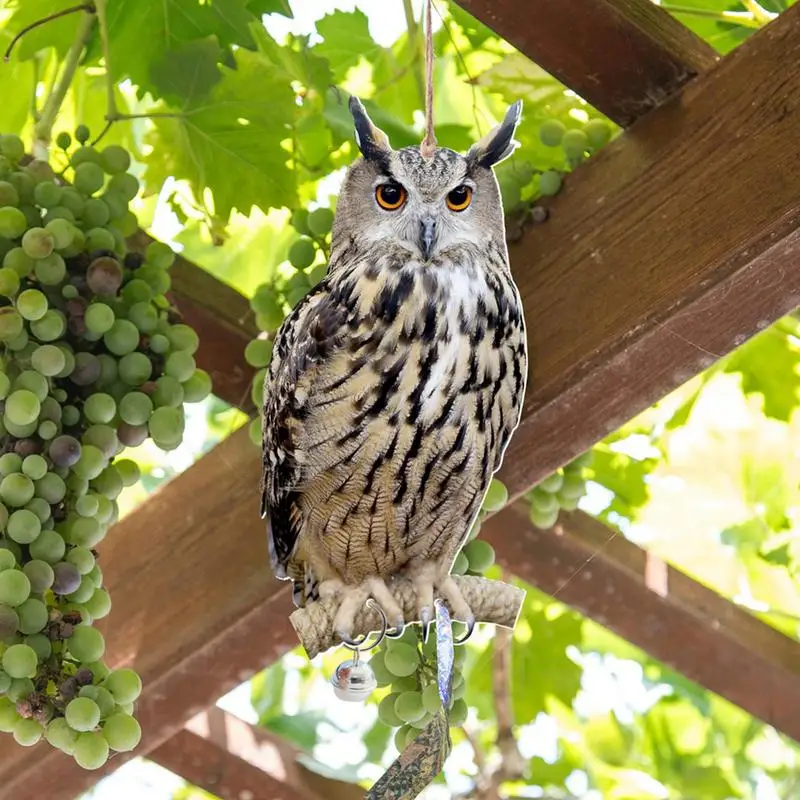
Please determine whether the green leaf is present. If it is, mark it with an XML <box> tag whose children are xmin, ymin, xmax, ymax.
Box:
<box><xmin>6</xmin><ymin>0</ymin><xmax>83</xmax><ymax>60</ymax></box>
<box><xmin>313</xmin><ymin>10</ymin><xmax>382</xmax><ymax>83</ymax></box>
<box><xmin>262</xmin><ymin>711</ymin><xmax>324</xmax><ymax>752</ymax></box>
<box><xmin>584</xmin><ymin>712</ymin><xmax>634</xmax><ymax>767</ymax></box>
<box><xmin>724</xmin><ymin>325</ymin><xmax>800</xmax><ymax>421</ymax></box>
<box><xmin>102</xmin><ymin>0</ymin><xmax>257</xmax><ymax>95</ymax></box>
<box><xmin>144</xmin><ymin>48</ymin><xmax>297</xmax><ymax>218</ymax></box>
<box><xmin>251</xmin><ymin>660</ymin><xmax>286</xmax><ymax>721</ymax></box>
<box><xmin>247</xmin><ymin>0</ymin><xmax>292</xmax><ymax>15</ymax></box>
<box><xmin>448</xmin><ymin>5</ymin><xmax>496</xmax><ymax>49</ymax></box>
<box><xmin>251</xmin><ymin>25</ymin><xmax>332</xmax><ymax>91</ymax></box>
<box><xmin>363</xmin><ymin>718</ymin><xmax>392</xmax><ymax>764</ymax></box>
<box><xmin>149</xmin><ymin>37</ymin><xmax>223</xmax><ymax>107</ymax></box>
<box><xmin>0</xmin><ymin>31</ymin><xmax>38</xmax><ymax>135</ymax></box>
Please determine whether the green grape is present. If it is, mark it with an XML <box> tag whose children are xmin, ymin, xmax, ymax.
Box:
<box><xmin>463</xmin><ymin>539</ymin><xmax>495</xmax><ymax>572</ymax></box>
<box><xmin>250</xmin><ymin>288</ymin><xmax>285</xmax><ymax>331</ymax></box>
<box><xmin>17</xmin><ymin>288</ymin><xmax>48</xmax><ymax>321</ymax></box>
<box><xmin>450</xmin><ymin>551</ymin><xmax>469</xmax><ymax>575</ymax></box>
<box><xmin>21</xmin><ymin>228</ymin><xmax>55</xmax><ymax>260</ymax></box>
<box><xmin>31</xmin><ymin>344</ymin><xmax>66</xmax><ymax>377</ymax></box>
<box><xmin>46</xmin><ymin>717</ymin><xmax>77</xmax><ymax>753</ymax></box>
<box><xmin>529</xmin><ymin>503</ymin><xmax>559</xmax><ymax>530</ymax></box>
<box><xmin>394</xmin><ymin>691</ymin><xmax>425</xmax><ymax>723</ymax></box>
<box><xmin>146</xmin><ymin>241</ymin><xmax>175</xmax><ymax>269</ymax></box>
<box><xmin>67</xmin><ymin>575</ymin><xmax>96</xmax><ymax>603</ymax></box>
<box><xmin>3</xmin><ymin>247</ymin><xmax>33</xmax><ymax>277</ymax></box>
<box><xmin>104</xmin><ymin>668</ymin><xmax>141</xmax><ymax>703</ymax></box>
<box><xmin>127</xmin><ymin>301</ymin><xmax>157</xmax><ymax>333</ymax></box>
<box><xmin>422</xmin><ymin>682</ymin><xmax>441</xmax><ymax>714</ymax></box>
<box><xmin>368</xmin><ymin>650</ymin><xmax>394</xmax><ymax>687</ymax></box>
<box><xmin>9</xmin><ymin>173</ymin><xmax>34</xmax><ymax>204</ymax></box>
<box><xmin>7</xmin><ymin>677</ymin><xmax>34</xmax><ymax>702</ymax></box>
<box><xmin>562</xmin><ymin>129</ymin><xmax>588</xmax><ymax>160</ymax></box>
<box><xmin>24</xmin><ymin>632</ymin><xmax>51</xmax><ymax>660</ymax></box>
<box><xmin>114</xmin><ymin>459</ymin><xmax>139</xmax><ymax>487</ymax></box>
<box><xmin>2</xmin><ymin>642</ymin><xmax>37</xmax><ymax>677</ymax></box>
<box><xmin>31</xmin><ymin>251</ymin><xmax>65</xmax><ymax>285</ymax></box>
<box><xmin>100</xmin><ymin>145</ymin><xmax>131</xmax><ymax>175</ymax></box>
<box><xmin>13</xmin><ymin>718</ymin><xmax>43</xmax><ymax>747</ymax></box>
<box><xmin>538</xmin><ymin>470</ymin><xmax>564</xmax><ymax>493</ymax></box>
<box><xmin>83</xmin><ymin>393</ymin><xmax>116</xmax><ymax>424</ymax></box>
<box><xmin>82</xmin><ymin>198</ymin><xmax>111</xmax><ymax>227</ymax></box>
<box><xmin>245</xmin><ymin>338</ymin><xmax>273</xmax><ymax>368</ymax></box>
<box><xmin>586</xmin><ymin>119</ymin><xmax>611</xmax><ymax>149</ymax></box>
<box><xmin>0</xmin><ymin>207</ymin><xmax>26</xmax><ymax>239</ymax></box>
<box><xmin>60</xmin><ymin>188</ymin><xmax>85</xmax><ymax>217</ymax></box>
<box><xmin>452</xmin><ymin>673</ymin><xmax>466</xmax><ymax>700</ymax></box>
<box><xmin>21</xmin><ymin>455</ymin><xmax>47</xmax><ymax>481</ymax></box>
<box><xmin>166</xmin><ymin>324</ymin><xmax>199</xmax><ymax>353</ymax></box>
<box><xmin>70</xmin><ymin>517</ymin><xmax>103</xmax><ymax>549</ymax></box>
<box><xmin>384</xmin><ymin>642</ymin><xmax>419</xmax><ymax>677</ymax></box>
<box><xmin>74</xmin><ymin>125</ymin><xmax>91</xmax><ymax>145</ymax></box>
<box><xmin>45</xmin><ymin>217</ymin><xmax>75</xmax><ymax>249</ymax></box>
<box><xmin>33</xmin><ymin>181</ymin><xmax>62</xmax><ymax>209</ymax></box>
<box><xmin>182</xmin><ymin>369</ymin><xmax>212</xmax><ymax>403</ymax></box>
<box><xmin>85</xmin><ymin>227</ymin><xmax>116</xmax><ymax>254</ymax></box>
<box><xmin>251</xmin><ymin>368</ymin><xmax>267</xmax><ymax>406</ymax></box>
<box><xmin>482</xmin><ymin>479</ymin><xmax>508</xmax><ymax>512</ymax></box>
<box><xmin>0</xmin><ymin>669</ymin><xmax>10</xmax><ymax>694</ymax></box>
<box><xmin>1</xmin><ymin>473</ymin><xmax>35</xmax><ymax>507</ymax></box>
<box><xmin>74</xmin><ymin>730</ymin><xmax>109</xmax><ymax>769</ymax></box>
<box><xmin>8</xmin><ymin>509</ymin><xmax>41</xmax><ymax>544</ymax></box>
<box><xmin>22</xmin><ymin>560</ymin><xmax>54</xmax><ymax>593</ymax></box>
<box><xmin>68</xmin><ymin>625</ymin><xmax>105</xmax><ymax>663</ymax></box>
<box><xmin>102</xmin><ymin>712</ymin><xmax>141</xmax><ymax>752</ymax></box>
<box><xmin>137</xmin><ymin>264</ymin><xmax>170</xmax><ymax>294</ymax></box>
<box><xmin>307</xmin><ymin>207</ymin><xmax>334</xmax><ymax>237</ymax></box>
<box><xmin>449</xmin><ymin>698</ymin><xmax>468</xmax><ymax>726</ymax></box>
<box><xmin>84</xmin><ymin>587</ymin><xmax>111</xmax><ymax>620</ymax></box>
<box><xmin>0</xmin><ymin>453</ymin><xmax>21</xmax><ymax>476</ymax></box>
<box><xmin>0</xmin><ymin>181</ymin><xmax>19</xmax><ymax>208</ymax></box>
<box><xmin>0</xmin><ymin>697</ymin><xmax>19</xmax><ymax>733</ymax></box>
<box><xmin>148</xmin><ymin>405</ymin><xmax>183</xmax><ymax>444</ymax></box>
<box><xmin>93</xmin><ymin>466</ymin><xmax>123</xmax><ymax>499</ymax></box>
<box><xmin>103</xmin><ymin>319</ymin><xmax>139</xmax><ymax>355</ymax></box>
<box><xmin>72</xmin><ymin>445</ymin><xmax>106</xmax><ymax>481</ymax></box>
<box><xmin>538</xmin><ymin>170</ymin><xmax>562</xmax><ymax>197</ymax></box>
<box><xmin>530</xmin><ymin>487</ymin><xmax>558</xmax><ymax>513</ymax></box>
<box><xmin>118</xmin><ymin>352</ymin><xmax>152</xmax><ymax>386</ymax></box>
<box><xmin>0</xmin><ymin>267</ymin><xmax>18</xmax><ymax>298</ymax></box>
<box><xmin>248</xmin><ymin>417</ymin><xmax>261</xmax><ymax>446</ymax></box>
<box><xmin>74</xmin><ymin>493</ymin><xmax>99</xmax><ymax>518</ymax></box>
<box><xmin>289</xmin><ymin>237</ymin><xmax>316</xmax><ymax>270</ymax></box>
<box><xmin>74</xmin><ymin>162</ymin><xmax>105</xmax><ymax>195</ymax></box>
<box><xmin>25</xmin><ymin>496</ymin><xmax>52</xmax><ymax>524</ymax></box>
<box><xmin>378</xmin><ymin>693</ymin><xmax>403</xmax><ymax>727</ymax></box>
<box><xmin>17</xmin><ymin>597</ymin><xmax>47</xmax><ymax>634</ymax></box>
<box><xmin>148</xmin><ymin>333</ymin><xmax>169</xmax><ymax>355</ymax></box>
<box><xmin>107</xmin><ymin>172</ymin><xmax>139</xmax><ymax>201</ymax></box>
<box><xmin>30</xmin><ymin>309</ymin><xmax>66</xmax><ymax>341</ymax></box>
<box><xmin>83</xmin><ymin>303</ymin><xmax>115</xmax><ymax>335</ymax></box>
<box><xmin>0</xmin><ymin>373</ymin><xmax>9</xmax><ymax>400</ymax></box>
<box><xmin>29</xmin><ymin>529</ymin><xmax>65</xmax><ymax>563</ymax></box>
<box><xmin>0</xmin><ymin>548</ymin><xmax>15</xmax><ymax>569</ymax></box>
<box><xmin>66</xmin><ymin>697</ymin><xmax>101</xmax><ymax>732</ymax></box>
<box><xmin>118</xmin><ymin>392</ymin><xmax>153</xmax><ymax>426</ymax></box>
<box><xmin>66</xmin><ymin>546</ymin><xmax>95</xmax><ymax>575</ymax></box>
<box><xmin>559</xmin><ymin>471</ymin><xmax>586</xmax><ymax>500</ymax></box>
<box><xmin>0</xmin><ymin>135</ymin><xmax>24</xmax><ymax>161</ymax></box>
<box><xmin>56</xmin><ymin>131</ymin><xmax>72</xmax><ymax>150</ymax></box>
<box><xmin>6</xmin><ymin>388</ymin><xmax>41</xmax><ymax>426</ymax></box>
<box><xmin>290</xmin><ymin>208</ymin><xmax>311</xmax><ymax>235</ymax></box>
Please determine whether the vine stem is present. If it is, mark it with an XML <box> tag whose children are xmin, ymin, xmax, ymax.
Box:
<box><xmin>419</xmin><ymin>0</ymin><xmax>437</xmax><ymax>158</ymax></box>
<box><xmin>401</xmin><ymin>0</ymin><xmax>425</xmax><ymax>107</ymax></box>
<box><xmin>3</xmin><ymin>3</ymin><xmax>95</xmax><ymax>62</ymax></box>
<box><xmin>33</xmin><ymin>9</ymin><xmax>96</xmax><ymax>154</ymax></box>
<box><xmin>93</xmin><ymin>0</ymin><xmax>117</xmax><ymax>120</ymax></box>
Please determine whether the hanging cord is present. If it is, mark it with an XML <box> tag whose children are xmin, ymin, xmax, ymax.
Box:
<box><xmin>420</xmin><ymin>0</ymin><xmax>437</xmax><ymax>158</ymax></box>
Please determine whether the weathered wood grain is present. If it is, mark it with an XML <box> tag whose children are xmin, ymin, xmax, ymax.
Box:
<box><xmin>454</xmin><ymin>0</ymin><xmax>718</xmax><ymax>124</ymax></box>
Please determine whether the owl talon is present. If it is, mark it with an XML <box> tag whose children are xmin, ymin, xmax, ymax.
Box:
<box><xmin>453</xmin><ymin>614</ymin><xmax>475</xmax><ymax>645</ymax></box>
<box><xmin>419</xmin><ymin>606</ymin><xmax>432</xmax><ymax>641</ymax></box>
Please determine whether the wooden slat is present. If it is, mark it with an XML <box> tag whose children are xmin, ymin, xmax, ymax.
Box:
<box><xmin>454</xmin><ymin>0</ymin><xmax>718</xmax><ymax>125</ymax></box>
<box><xmin>497</xmin><ymin>2</ymin><xmax>800</xmax><ymax>496</ymax></box>
<box><xmin>484</xmin><ymin>504</ymin><xmax>800</xmax><ymax>740</ymax></box>
<box><xmin>150</xmin><ymin>708</ymin><xmax>365</xmax><ymax>800</ymax></box>
<box><xmin>0</xmin><ymin>426</ymin><xmax>296</xmax><ymax>800</ymax></box>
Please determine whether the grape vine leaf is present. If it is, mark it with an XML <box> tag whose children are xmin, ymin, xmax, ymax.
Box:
<box><xmin>101</xmin><ymin>0</ymin><xmax>257</xmax><ymax>97</ymax></box>
<box><xmin>148</xmin><ymin>37</ymin><xmax>223</xmax><ymax>108</ymax></box>
<box><xmin>0</xmin><ymin>31</ymin><xmax>37</xmax><ymax>135</ymax></box>
<box><xmin>313</xmin><ymin>10</ymin><xmax>383</xmax><ymax>83</ymax></box>
<box><xmin>144</xmin><ymin>49</ymin><xmax>297</xmax><ymax>218</ymax></box>
<box><xmin>5</xmin><ymin>0</ymin><xmax>83</xmax><ymax>60</ymax></box>
<box><xmin>247</xmin><ymin>0</ymin><xmax>293</xmax><ymax>15</ymax></box>
<box><xmin>251</xmin><ymin>25</ymin><xmax>332</xmax><ymax>93</ymax></box>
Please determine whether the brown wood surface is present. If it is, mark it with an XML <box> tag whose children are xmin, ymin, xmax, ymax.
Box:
<box><xmin>150</xmin><ymin>708</ymin><xmax>365</xmax><ymax>800</ymax></box>
<box><xmin>497</xmin><ymin>2</ymin><xmax>800</xmax><ymax>496</ymax></box>
<box><xmin>484</xmin><ymin>504</ymin><xmax>800</xmax><ymax>739</ymax></box>
<box><xmin>0</xmin><ymin>426</ymin><xmax>297</xmax><ymax>800</ymax></box>
<box><xmin>454</xmin><ymin>0</ymin><xmax>718</xmax><ymax>125</ymax></box>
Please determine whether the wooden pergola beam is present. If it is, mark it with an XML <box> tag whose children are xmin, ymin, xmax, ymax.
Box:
<box><xmin>483</xmin><ymin>504</ymin><xmax>800</xmax><ymax>741</ymax></box>
<box><xmin>150</xmin><ymin>708</ymin><xmax>365</xmax><ymax>800</ymax></box>
<box><xmin>453</xmin><ymin>0</ymin><xmax>718</xmax><ymax>125</ymax></box>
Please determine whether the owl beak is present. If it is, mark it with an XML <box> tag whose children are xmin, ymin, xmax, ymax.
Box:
<box><xmin>419</xmin><ymin>216</ymin><xmax>437</xmax><ymax>261</ymax></box>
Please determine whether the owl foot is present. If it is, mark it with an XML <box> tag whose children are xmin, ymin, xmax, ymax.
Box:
<box><xmin>330</xmin><ymin>577</ymin><xmax>405</xmax><ymax>645</ymax></box>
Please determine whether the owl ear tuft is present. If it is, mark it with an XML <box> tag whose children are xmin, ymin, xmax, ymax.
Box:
<box><xmin>467</xmin><ymin>100</ymin><xmax>523</xmax><ymax>169</ymax></box>
<box><xmin>349</xmin><ymin>96</ymin><xmax>392</xmax><ymax>162</ymax></box>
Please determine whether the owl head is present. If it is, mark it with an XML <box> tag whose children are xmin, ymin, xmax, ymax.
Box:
<box><xmin>332</xmin><ymin>97</ymin><xmax>522</xmax><ymax>263</ymax></box>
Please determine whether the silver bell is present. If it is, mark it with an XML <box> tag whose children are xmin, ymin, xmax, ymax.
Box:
<box><xmin>331</xmin><ymin>657</ymin><xmax>377</xmax><ymax>702</ymax></box>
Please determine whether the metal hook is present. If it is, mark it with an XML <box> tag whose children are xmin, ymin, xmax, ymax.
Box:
<box><xmin>341</xmin><ymin>598</ymin><xmax>388</xmax><ymax>653</ymax></box>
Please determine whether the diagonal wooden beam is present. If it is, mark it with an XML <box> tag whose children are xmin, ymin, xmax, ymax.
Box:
<box><xmin>483</xmin><ymin>504</ymin><xmax>800</xmax><ymax>740</ymax></box>
<box><xmin>453</xmin><ymin>0</ymin><xmax>719</xmax><ymax>125</ymax></box>
<box><xmin>150</xmin><ymin>708</ymin><xmax>365</xmax><ymax>800</ymax></box>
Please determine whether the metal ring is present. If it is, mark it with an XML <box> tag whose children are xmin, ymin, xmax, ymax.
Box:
<box><xmin>341</xmin><ymin>599</ymin><xmax>388</xmax><ymax>653</ymax></box>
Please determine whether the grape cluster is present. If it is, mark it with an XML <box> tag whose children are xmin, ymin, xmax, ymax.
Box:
<box><xmin>371</xmin><ymin>625</ymin><xmax>468</xmax><ymax>752</ymax></box>
<box><xmin>526</xmin><ymin>450</ymin><xmax>593</xmax><ymax>530</ymax></box>
<box><xmin>245</xmin><ymin>205</ymin><xmax>334</xmax><ymax>444</ymax></box>
<box><xmin>496</xmin><ymin>116</ymin><xmax>612</xmax><ymax>215</ymax></box>
<box><xmin>0</xmin><ymin>127</ymin><xmax>210</xmax><ymax>767</ymax></box>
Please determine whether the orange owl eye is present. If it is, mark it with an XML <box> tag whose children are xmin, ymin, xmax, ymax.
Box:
<box><xmin>446</xmin><ymin>185</ymin><xmax>472</xmax><ymax>211</ymax></box>
<box><xmin>376</xmin><ymin>182</ymin><xmax>407</xmax><ymax>210</ymax></box>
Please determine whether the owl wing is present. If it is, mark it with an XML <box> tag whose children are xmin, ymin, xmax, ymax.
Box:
<box><xmin>260</xmin><ymin>278</ymin><xmax>347</xmax><ymax>579</ymax></box>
